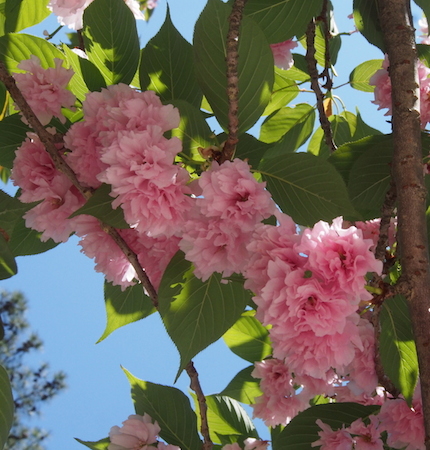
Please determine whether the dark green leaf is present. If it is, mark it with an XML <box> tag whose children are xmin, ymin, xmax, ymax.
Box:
<box><xmin>0</xmin><ymin>114</ymin><xmax>29</xmax><ymax>169</ymax></box>
<box><xmin>0</xmin><ymin>316</ymin><xmax>3</xmax><ymax>341</ymax></box>
<box><xmin>380</xmin><ymin>295</ymin><xmax>418</xmax><ymax>405</ymax></box>
<box><xmin>353</xmin><ymin>0</ymin><xmax>385</xmax><ymax>51</ymax></box>
<box><xmin>83</xmin><ymin>0</ymin><xmax>140</xmax><ymax>85</ymax></box>
<box><xmin>418</xmin><ymin>44</ymin><xmax>430</xmax><ymax>68</ymax></box>
<box><xmin>69</xmin><ymin>184</ymin><xmax>129</xmax><ymax>229</ymax></box>
<box><xmin>219</xmin><ymin>365</ymin><xmax>263</xmax><ymax>405</ymax></box>
<box><xmin>195</xmin><ymin>395</ymin><xmax>258</xmax><ymax>444</ymax></box>
<box><xmin>8</xmin><ymin>216</ymin><xmax>58</xmax><ymax>257</ymax></box>
<box><xmin>63</xmin><ymin>44</ymin><xmax>106</xmax><ymax>101</ymax></box>
<box><xmin>0</xmin><ymin>234</ymin><xmax>16</xmax><ymax>280</ymax></box>
<box><xmin>169</xmin><ymin>100</ymin><xmax>214</xmax><ymax>164</ymax></box>
<box><xmin>260</xmin><ymin>103</ymin><xmax>314</xmax><ymax>144</ymax></box>
<box><xmin>353</xmin><ymin>109</ymin><xmax>383</xmax><ymax>140</ymax></box>
<box><xmin>273</xmin><ymin>403</ymin><xmax>379</xmax><ymax>450</ymax></box>
<box><xmin>97</xmin><ymin>282</ymin><xmax>155</xmax><ymax>343</ymax></box>
<box><xmin>4</xmin><ymin>0</ymin><xmax>50</xmax><ymax>33</ymax></box>
<box><xmin>243</xmin><ymin>0</ymin><xmax>323</xmax><ymax>44</ymax></box>
<box><xmin>0</xmin><ymin>33</ymin><xmax>65</xmax><ymax>73</ymax></box>
<box><xmin>349</xmin><ymin>59</ymin><xmax>383</xmax><ymax>92</ymax></box>
<box><xmin>75</xmin><ymin>437</ymin><xmax>110</xmax><ymax>450</ymax></box>
<box><xmin>158</xmin><ymin>251</ymin><xmax>250</xmax><ymax>378</ymax></box>
<box><xmin>223</xmin><ymin>311</ymin><xmax>272</xmax><ymax>363</ymax></box>
<box><xmin>124</xmin><ymin>369</ymin><xmax>202</xmax><ymax>450</ymax></box>
<box><xmin>328</xmin><ymin>134</ymin><xmax>390</xmax><ymax>185</ymax></box>
<box><xmin>0</xmin><ymin>365</ymin><xmax>14</xmax><ymax>450</ymax></box>
<box><xmin>193</xmin><ymin>0</ymin><xmax>274</xmax><ymax>134</ymax></box>
<box><xmin>140</xmin><ymin>8</ymin><xmax>202</xmax><ymax>108</ymax></box>
<box><xmin>0</xmin><ymin>190</ymin><xmax>36</xmax><ymax>236</ymax></box>
<box><xmin>258</xmin><ymin>152</ymin><xmax>357</xmax><ymax>226</ymax></box>
<box><xmin>347</xmin><ymin>142</ymin><xmax>392</xmax><ymax>219</ymax></box>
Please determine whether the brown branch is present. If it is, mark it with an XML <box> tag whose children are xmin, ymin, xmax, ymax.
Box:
<box><xmin>305</xmin><ymin>19</ymin><xmax>337</xmax><ymax>153</ymax></box>
<box><xmin>319</xmin><ymin>0</ymin><xmax>333</xmax><ymax>91</ymax></box>
<box><xmin>378</xmin><ymin>1</ymin><xmax>430</xmax><ymax>448</ymax></box>
<box><xmin>220</xmin><ymin>0</ymin><xmax>248</xmax><ymax>164</ymax></box>
<box><xmin>185</xmin><ymin>361</ymin><xmax>212</xmax><ymax>450</ymax></box>
<box><xmin>375</xmin><ymin>181</ymin><xmax>397</xmax><ymax>262</ymax></box>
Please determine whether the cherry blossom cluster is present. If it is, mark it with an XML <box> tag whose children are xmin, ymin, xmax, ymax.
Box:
<box><xmin>48</xmin><ymin>0</ymin><xmax>157</xmax><ymax>30</ymax></box>
<box><xmin>108</xmin><ymin>413</ymin><xmax>180</xmax><ymax>450</ymax></box>
<box><xmin>312</xmin><ymin>382</ymin><xmax>425</xmax><ymax>450</ymax></box>
<box><xmin>245</xmin><ymin>216</ymin><xmax>383</xmax><ymax>425</ymax></box>
<box><xmin>370</xmin><ymin>54</ymin><xmax>430</xmax><ymax>128</ymax></box>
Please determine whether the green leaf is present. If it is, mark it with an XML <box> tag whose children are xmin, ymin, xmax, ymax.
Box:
<box><xmin>243</xmin><ymin>0</ymin><xmax>323</xmax><ymax>44</ymax></box>
<box><xmin>98</xmin><ymin>282</ymin><xmax>155</xmax><ymax>343</ymax></box>
<box><xmin>193</xmin><ymin>0</ymin><xmax>274</xmax><ymax>134</ymax></box>
<box><xmin>4</xmin><ymin>0</ymin><xmax>50</xmax><ymax>33</ymax></box>
<box><xmin>263</xmin><ymin>67</ymin><xmax>300</xmax><ymax>117</ymax></box>
<box><xmin>380</xmin><ymin>295</ymin><xmax>419</xmax><ymax>404</ymax></box>
<box><xmin>347</xmin><ymin>141</ymin><xmax>393</xmax><ymax>219</ymax></box>
<box><xmin>195</xmin><ymin>395</ymin><xmax>258</xmax><ymax>444</ymax></box>
<box><xmin>69</xmin><ymin>184</ymin><xmax>129</xmax><ymax>229</ymax></box>
<box><xmin>0</xmin><ymin>114</ymin><xmax>29</xmax><ymax>169</ymax></box>
<box><xmin>0</xmin><ymin>365</ymin><xmax>14</xmax><ymax>450</ymax></box>
<box><xmin>124</xmin><ymin>369</ymin><xmax>202</xmax><ymax>450</ymax></box>
<box><xmin>8</xmin><ymin>216</ymin><xmax>58</xmax><ymax>257</ymax></box>
<box><xmin>158</xmin><ymin>251</ymin><xmax>250</xmax><ymax>378</ymax></box>
<box><xmin>219</xmin><ymin>365</ymin><xmax>263</xmax><ymax>405</ymax></box>
<box><xmin>273</xmin><ymin>403</ymin><xmax>379</xmax><ymax>450</ymax></box>
<box><xmin>63</xmin><ymin>44</ymin><xmax>106</xmax><ymax>101</ymax></box>
<box><xmin>349</xmin><ymin>59</ymin><xmax>383</xmax><ymax>92</ymax></box>
<box><xmin>169</xmin><ymin>100</ymin><xmax>214</xmax><ymax>164</ymax></box>
<box><xmin>260</xmin><ymin>103</ymin><xmax>314</xmax><ymax>144</ymax></box>
<box><xmin>140</xmin><ymin>8</ymin><xmax>202</xmax><ymax>108</ymax></box>
<box><xmin>0</xmin><ymin>190</ymin><xmax>36</xmax><ymax>236</ymax></box>
<box><xmin>353</xmin><ymin>109</ymin><xmax>383</xmax><ymax>140</ymax></box>
<box><xmin>0</xmin><ymin>33</ymin><xmax>65</xmax><ymax>73</ymax></box>
<box><xmin>75</xmin><ymin>437</ymin><xmax>110</xmax><ymax>450</ymax></box>
<box><xmin>328</xmin><ymin>134</ymin><xmax>390</xmax><ymax>185</ymax></box>
<box><xmin>0</xmin><ymin>234</ymin><xmax>16</xmax><ymax>279</ymax></box>
<box><xmin>418</xmin><ymin>44</ymin><xmax>430</xmax><ymax>68</ymax></box>
<box><xmin>353</xmin><ymin>0</ymin><xmax>385</xmax><ymax>52</ymax></box>
<box><xmin>0</xmin><ymin>316</ymin><xmax>4</xmax><ymax>341</ymax></box>
<box><xmin>258</xmin><ymin>152</ymin><xmax>357</xmax><ymax>226</ymax></box>
<box><xmin>223</xmin><ymin>311</ymin><xmax>272</xmax><ymax>363</ymax></box>
<box><xmin>83</xmin><ymin>0</ymin><xmax>140</xmax><ymax>85</ymax></box>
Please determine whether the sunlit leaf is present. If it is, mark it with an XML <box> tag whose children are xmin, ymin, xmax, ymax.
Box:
<box><xmin>75</xmin><ymin>437</ymin><xmax>110</xmax><ymax>450</ymax></box>
<box><xmin>349</xmin><ymin>59</ymin><xmax>383</xmax><ymax>92</ymax></box>
<box><xmin>219</xmin><ymin>365</ymin><xmax>263</xmax><ymax>405</ymax></box>
<box><xmin>4</xmin><ymin>0</ymin><xmax>50</xmax><ymax>33</ymax></box>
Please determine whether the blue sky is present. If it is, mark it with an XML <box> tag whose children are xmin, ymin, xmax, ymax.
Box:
<box><xmin>0</xmin><ymin>0</ymin><xmax>423</xmax><ymax>448</ymax></box>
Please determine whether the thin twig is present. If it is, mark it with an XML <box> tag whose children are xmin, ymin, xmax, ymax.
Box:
<box><xmin>185</xmin><ymin>361</ymin><xmax>212</xmax><ymax>450</ymax></box>
<box><xmin>220</xmin><ymin>0</ymin><xmax>248</xmax><ymax>163</ymax></box>
<box><xmin>305</xmin><ymin>19</ymin><xmax>337</xmax><ymax>152</ymax></box>
<box><xmin>319</xmin><ymin>0</ymin><xmax>333</xmax><ymax>91</ymax></box>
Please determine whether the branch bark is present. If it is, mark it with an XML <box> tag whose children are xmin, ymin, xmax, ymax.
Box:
<box><xmin>220</xmin><ymin>0</ymin><xmax>248</xmax><ymax>163</ymax></box>
<box><xmin>377</xmin><ymin>1</ymin><xmax>430</xmax><ymax>447</ymax></box>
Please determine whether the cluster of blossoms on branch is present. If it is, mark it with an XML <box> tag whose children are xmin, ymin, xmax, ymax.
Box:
<box><xmin>8</xmin><ymin>48</ymin><xmax>425</xmax><ymax>449</ymax></box>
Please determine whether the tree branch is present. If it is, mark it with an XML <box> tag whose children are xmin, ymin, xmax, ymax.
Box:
<box><xmin>220</xmin><ymin>0</ymin><xmax>248</xmax><ymax>163</ymax></box>
<box><xmin>377</xmin><ymin>1</ymin><xmax>430</xmax><ymax>448</ymax></box>
<box><xmin>305</xmin><ymin>18</ymin><xmax>337</xmax><ymax>152</ymax></box>
<box><xmin>185</xmin><ymin>361</ymin><xmax>212</xmax><ymax>450</ymax></box>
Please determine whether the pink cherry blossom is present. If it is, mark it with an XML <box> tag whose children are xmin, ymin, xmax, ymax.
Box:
<box><xmin>270</xmin><ymin>39</ymin><xmax>298</xmax><ymax>70</ymax></box>
<box><xmin>243</xmin><ymin>438</ymin><xmax>269</xmax><ymax>450</ymax></box>
<box><xmin>311</xmin><ymin>419</ymin><xmax>353</xmax><ymax>450</ymax></box>
<box><xmin>222</xmin><ymin>444</ymin><xmax>241</xmax><ymax>450</ymax></box>
<box><xmin>48</xmin><ymin>0</ymin><xmax>147</xmax><ymax>30</ymax></box>
<box><xmin>157</xmin><ymin>443</ymin><xmax>181</xmax><ymax>450</ymax></box>
<box><xmin>197</xmin><ymin>159</ymin><xmax>276</xmax><ymax>232</ymax></box>
<box><xmin>347</xmin><ymin>416</ymin><xmax>383</xmax><ymax>450</ymax></box>
<box><xmin>418</xmin><ymin>18</ymin><xmax>430</xmax><ymax>45</ymax></box>
<box><xmin>252</xmin><ymin>359</ymin><xmax>296</xmax><ymax>398</ymax></box>
<box><xmin>378</xmin><ymin>386</ymin><xmax>425</xmax><ymax>450</ymax></box>
<box><xmin>14</xmin><ymin>56</ymin><xmax>75</xmax><ymax>126</ymax></box>
<box><xmin>108</xmin><ymin>413</ymin><xmax>160</xmax><ymax>450</ymax></box>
